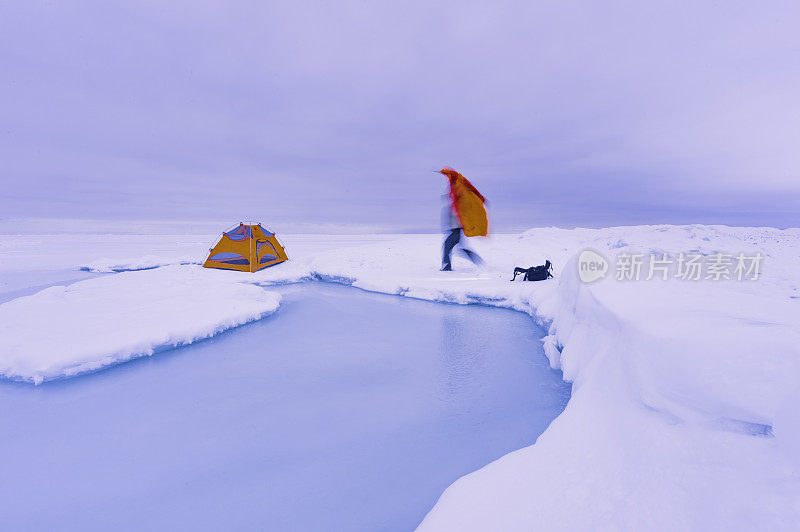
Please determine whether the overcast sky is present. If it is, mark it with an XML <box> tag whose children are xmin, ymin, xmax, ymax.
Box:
<box><xmin>1</xmin><ymin>1</ymin><xmax>798</xmax><ymax>231</ymax></box>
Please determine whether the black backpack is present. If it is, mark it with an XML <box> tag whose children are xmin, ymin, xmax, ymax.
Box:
<box><xmin>511</xmin><ymin>260</ymin><xmax>553</xmax><ymax>282</ymax></box>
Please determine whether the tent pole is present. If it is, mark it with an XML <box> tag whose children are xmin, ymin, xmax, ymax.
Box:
<box><xmin>250</xmin><ymin>225</ymin><xmax>255</xmax><ymax>273</ymax></box>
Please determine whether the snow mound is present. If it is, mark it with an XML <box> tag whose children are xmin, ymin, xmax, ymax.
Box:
<box><xmin>0</xmin><ymin>265</ymin><xmax>280</xmax><ymax>384</ymax></box>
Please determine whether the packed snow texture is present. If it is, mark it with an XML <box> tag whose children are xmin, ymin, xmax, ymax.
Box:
<box><xmin>0</xmin><ymin>265</ymin><xmax>280</xmax><ymax>383</ymax></box>
<box><xmin>2</xmin><ymin>224</ymin><xmax>800</xmax><ymax>529</ymax></box>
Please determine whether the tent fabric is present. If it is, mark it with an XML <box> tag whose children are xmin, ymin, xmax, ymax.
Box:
<box><xmin>440</xmin><ymin>168</ymin><xmax>489</xmax><ymax>237</ymax></box>
<box><xmin>224</xmin><ymin>225</ymin><xmax>252</xmax><ymax>240</ymax></box>
<box><xmin>203</xmin><ymin>223</ymin><xmax>288</xmax><ymax>272</ymax></box>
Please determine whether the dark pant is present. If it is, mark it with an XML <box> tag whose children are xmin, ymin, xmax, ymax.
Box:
<box><xmin>442</xmin><ymin>228</ymin><xmax>482</xmax><ymax>270</ymax></box>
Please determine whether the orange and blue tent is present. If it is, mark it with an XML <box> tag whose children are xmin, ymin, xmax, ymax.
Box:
<box><xmin>203</xmin><ymin>222</ymin><xmax>288</xmax><ymax>272</ymax></box>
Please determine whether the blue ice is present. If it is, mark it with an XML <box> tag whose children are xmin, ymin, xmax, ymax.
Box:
<box><xmin>0</xmin><ymin>283</ymin><xmax>570</xmax><ymax>531</ymax></box>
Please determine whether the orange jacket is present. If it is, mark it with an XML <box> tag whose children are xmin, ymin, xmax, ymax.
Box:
<box><xmin>440</xmin><ymin>168</ymin><xmax>488</xmax><ymax>237</ymax></box>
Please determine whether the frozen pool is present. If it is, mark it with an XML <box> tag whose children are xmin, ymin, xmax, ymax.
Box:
<box><xmin>0</xmin><ymin>283</ymin><xmax>570</xmax><ymax>531</ymax></box>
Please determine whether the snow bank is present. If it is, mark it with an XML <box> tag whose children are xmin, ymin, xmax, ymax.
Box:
<box><xmin>418</xmin><ymin>254</ymin><xmax>800</xmax><ymax>530</ymax></box>
<box><xmin>0</xmin><ymin>265</ymin><xmax>280</xmax><ymax>383</ymax></box>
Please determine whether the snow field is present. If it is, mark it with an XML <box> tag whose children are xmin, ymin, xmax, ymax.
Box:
<box><xmin>1</xmin><ymin>224</ymin><xmax>799</xmax><ymax>529</ymax></box>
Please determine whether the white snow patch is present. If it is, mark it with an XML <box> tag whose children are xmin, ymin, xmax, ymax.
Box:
<box><xmin>80</xmin><ymin>254</ymin><xmax>199</xmax><ymax>272</ymax></box>
<box><xmin>0</xmin><ymin>265</ymin><xmax>280</xmax><ymax>383</ymax></box>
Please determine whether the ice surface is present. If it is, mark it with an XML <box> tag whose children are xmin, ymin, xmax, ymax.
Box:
<box><xmin>0</xmin><ymin>284</ymin><xmax>569</xmax><ymax>531</ymax></box>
